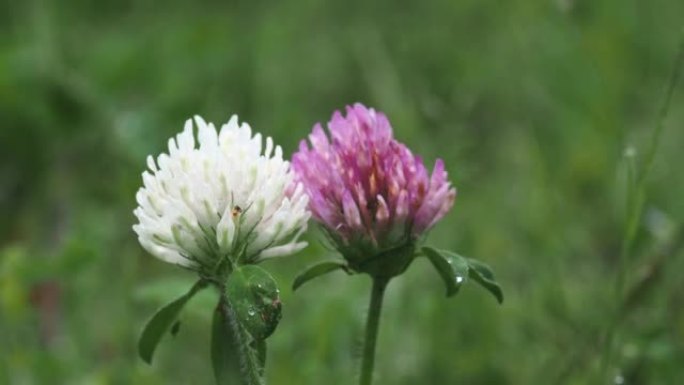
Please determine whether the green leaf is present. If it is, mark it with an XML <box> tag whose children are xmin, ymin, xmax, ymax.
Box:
<box><xmin>467</xmin><ymin>258</ymin><xmax>504</xmax><ymax>304</ymax></box>
<box><xmin>138</xmin><ymin>280</ymin><xmax>205</xmax><ymax>364</ymax></box>
<box><xmin>227</xmin><ymin>265</ymin><xmax>282</xmax><ymax>340</ymax></box>
<box><xmin>211</xmin><ymin>300</ymin><xmax>243</xmax><ymax>385</ymax></box>
<box><xmin>170</xmin><ymin>320</ymin><xmax>181</xmax><ymax>337</ymax></box>
<box><xmin>421</xmin><ymin>246</ymin><xmax>469</xmax><ymax>297</ymax></box>
<box><xmin>292</xmin><ymin>260</ymin><xmax>349</xmax><ymax>291</ymax></box>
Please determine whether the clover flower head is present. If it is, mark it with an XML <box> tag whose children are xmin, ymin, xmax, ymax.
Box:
<box><xmin>133</xmin><ymin>115</ymin><xmax>310</xmax><ymax>273</ymax></box>
<box><xmin>292</xmin><ymin>103</ymin><xmax>455</xmax><ymax>270</ymax></box>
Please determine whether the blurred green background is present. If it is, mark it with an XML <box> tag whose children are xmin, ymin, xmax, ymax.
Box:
<box><xmin>2</xmin><ymin>0</ymin><xmax>684</xmax><ymax>384</ymax></box>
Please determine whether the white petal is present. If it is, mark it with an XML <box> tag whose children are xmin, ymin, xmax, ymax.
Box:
<box><xmin>257</xmin><ymin>241</ymin><xmax>308</xmax><ymax>260</ymax></box>
<box><xmin>146</xmin><ymin>155</ymin><xmax>157</xmax><ymax>172</ymax></box>
<box><xmin>264</xmin><ymin>137</ymin><xmax>273</xmax><ymax>157</ymax></box>
<box><xmin>216</xmin><ymin>210</ymin><xmax>237</xmax><ymax>253</ymax></box>
<box><xmin>177</xmin><ymin>119</ymin><xmax>195</xmax><ymax>151</ymax></box>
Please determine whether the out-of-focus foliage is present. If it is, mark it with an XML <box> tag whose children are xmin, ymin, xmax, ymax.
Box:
<box><xmin>1</xmin><ymin>0</ymin><xmax>684</xmax><ymax>384</ymax></box>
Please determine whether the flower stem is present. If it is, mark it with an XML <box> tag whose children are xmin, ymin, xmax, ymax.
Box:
<box><xmin>359</xmin><ymin>276</ymin><xmax>389</xmax><ymax>385</ymax></box>
<box><xmin>217</xmin><ymin>293</ymin><xmax>264</xmax><ymax>385</ymax></box>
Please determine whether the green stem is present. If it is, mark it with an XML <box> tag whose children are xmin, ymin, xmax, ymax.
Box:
<box><xmin>359</xmin><ymin>276</ymin><xmax>389</xmax><ymax>385</ymax></box>
<box><xmin>217</xmin><ymin>294</ymin><xmax>264</xmax><ymax>385</ymax></box>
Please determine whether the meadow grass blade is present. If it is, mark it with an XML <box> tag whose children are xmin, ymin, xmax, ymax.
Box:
<box><xmin>600</xmin><ymin>28</ymin><xmax>684</xmax><ymax>383</ymax></box>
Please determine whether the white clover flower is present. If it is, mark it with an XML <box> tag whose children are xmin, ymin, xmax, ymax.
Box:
<box><xmin>133</xmin><ymin>115</ymin><xmax>310</xmax><ymax>272</ymax></box>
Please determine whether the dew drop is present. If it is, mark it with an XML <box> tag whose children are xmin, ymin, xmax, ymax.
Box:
<box><xmin>624</xmin><ymin>146</ymin><xmax>636</xmax><ymax>158</ymax></box>
<box><xmin>455</xmin><ymin>276</ymin><xmax>464</xmax><ymax>284</ymax></box>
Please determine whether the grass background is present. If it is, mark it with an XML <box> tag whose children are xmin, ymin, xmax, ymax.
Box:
<box><xmin>1</xmin><ymin>0</ymin><xmax>684</xmax><ymax>384</ymax></box>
